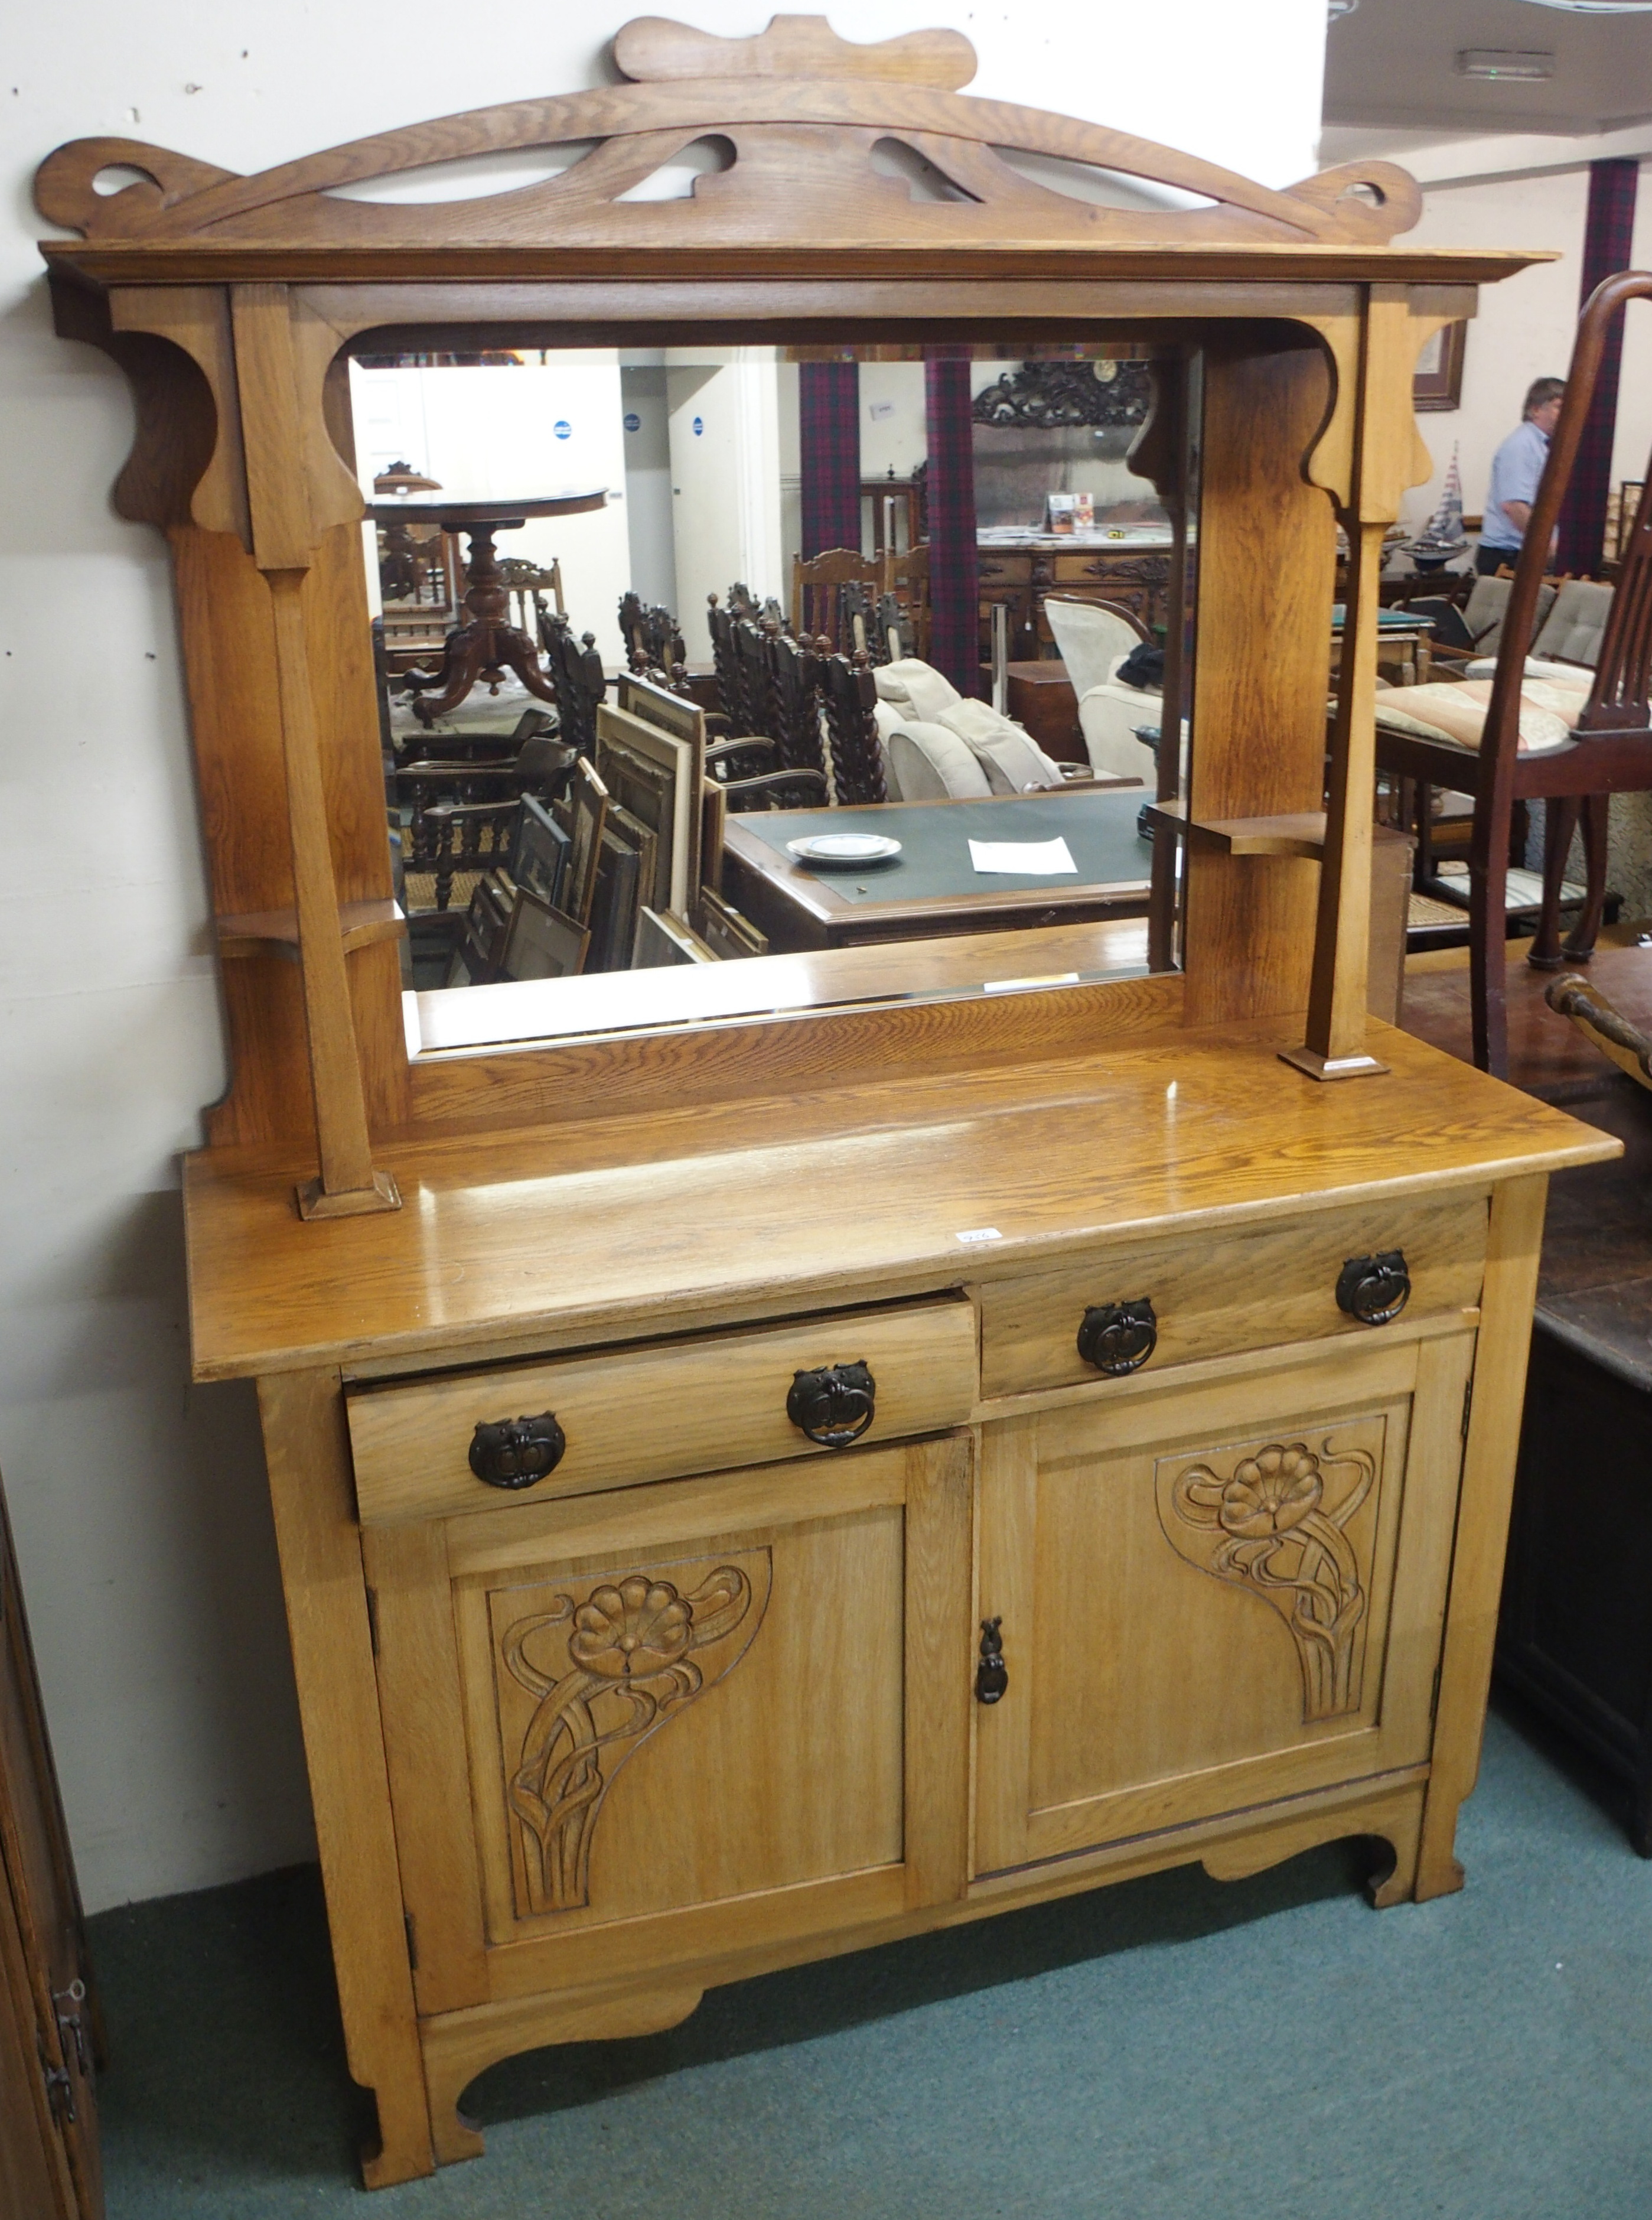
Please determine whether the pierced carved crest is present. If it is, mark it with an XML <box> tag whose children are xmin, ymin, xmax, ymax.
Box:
<box><xmin>1157</xmin><ymin>1431</ymin><xmax>1381</xmax><ymax>1722</ymax></box>
<box><xmin>34</xmin><ymin>14</ymin><xmax>1420</xmax><ymax>259</ymax></box>
<box><xmin>497</xmin><ymin>1552</ymin><xmax>771</xmax><ymax>1917</ymax></box>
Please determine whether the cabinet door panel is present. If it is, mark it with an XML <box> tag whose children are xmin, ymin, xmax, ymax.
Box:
<box><xmin>975</xmin><ymin>1335</ymin><xmax>1471</xmax><ymax>1877</ymax></box>
<box><xmin>367</xmin><ymin>1435</ymin><xmax>972</xmax><ymax>2009</ymax></box>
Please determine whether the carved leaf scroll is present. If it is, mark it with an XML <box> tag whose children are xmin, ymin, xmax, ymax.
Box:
<box><xmin>1157</xmin><ymin>1431</ymin><xmax>1381</xmax><ymax>1722</ymax></box>
<box><xmin>34</xmin><ymin>14</ymin><xmax>1420</xmax><ymax>255</ymax></box>
<box><xmin>497</xmin><ymin>1552</ymin><xmax>771</xmax><ymax>1917</ymax></box>
<box><xmin>972</xmin><ymin>359</ymin><xmax>1152</xmax><ymax>431</ymax></box>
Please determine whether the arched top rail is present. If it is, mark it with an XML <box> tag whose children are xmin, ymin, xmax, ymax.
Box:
<box><xmin>36</xmin><ymin>11</ymin><xmax>1420</xmax><ymax>256</ymax></box>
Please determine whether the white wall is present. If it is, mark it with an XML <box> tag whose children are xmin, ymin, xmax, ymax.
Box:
<box><xmin>1399</xmin><ymin>168</ymin><xmax>1591</xmax><ymax>535</ymax></box>
<box><xmin>0</xmin><ymin>0</ymin><xmax>1327</xmax><ymax>1912</ymax></box>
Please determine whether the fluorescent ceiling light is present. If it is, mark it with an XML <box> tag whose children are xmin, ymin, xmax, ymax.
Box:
<box><xmin>1516</xmin><ymin>2</ymin><xmax>1652</xmax><ymax>14</ymax></box>
<box><xmin>1457</xmin><ymin>47</ymin><xmax>1556</xmax><ymax>76</ymax></box>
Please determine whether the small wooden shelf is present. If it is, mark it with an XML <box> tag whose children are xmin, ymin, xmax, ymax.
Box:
<box><xmin>217</xmin><ymin>899</ymin><xmax>406</xmax><ymax>963</ymax></box>
<box><xmin>1145</xmin><ymin>801</ymin><xmax>1327</xmax><ymax>858</ymax></box>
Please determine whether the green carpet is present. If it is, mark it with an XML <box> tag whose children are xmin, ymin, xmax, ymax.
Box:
<box><xmin>89</xmin><ymin>1698</ymin><xmax>1652</xmax><ymax>2218</ymax></box>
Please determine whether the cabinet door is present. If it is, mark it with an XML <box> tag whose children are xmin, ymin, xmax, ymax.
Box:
<box><xmin>975</xmin><ymin>1334</ymin><xmax>1471</xmax><ymax>1877</ymax></box>
<box><xmin>366</xmin><ymin>1434</ymin><xmax>972</xmax><ymax>2013</ymax></box>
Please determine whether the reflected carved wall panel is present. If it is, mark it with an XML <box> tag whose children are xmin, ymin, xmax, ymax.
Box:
<box><xmin>1156</xmin><ymin>1424</ymin><xmax>1385</xmax><ymax>1722</ymax></box>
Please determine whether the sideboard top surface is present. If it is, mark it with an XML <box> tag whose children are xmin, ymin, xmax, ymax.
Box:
<box><xmin>182</xmin><ymin>1023</ymin><xmax>1618</xmax><ymax>1382</ymax></box>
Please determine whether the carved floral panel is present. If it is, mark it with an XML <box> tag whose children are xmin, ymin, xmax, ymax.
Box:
<box><xmin>1155</xmin><ymin>1417</ymin><xmax>1388</xmax><ymax>1724</ymax></box>
<box><xmin>490</xmin><ymin>1548</ymin><xmax>773</xmax><ymax>1919</ymax></box>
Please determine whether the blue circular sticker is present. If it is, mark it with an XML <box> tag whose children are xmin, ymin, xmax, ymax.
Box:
<box><xmin>623</xmin><ymin>411</ymin><xmax>641</xmax><ymax>432</ymax></box>
<box><xmin>553</xmin><ymin>419</ymin><xmax>572</xmax><ymax>440</ymax></box>
<box><xmin>692</xmin><ymin>415</ymin><xmax>704</xmax><ymax>437</ymax></box>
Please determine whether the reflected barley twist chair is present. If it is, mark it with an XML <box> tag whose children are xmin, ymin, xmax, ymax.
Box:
<box><xmin>1376</xmin><ymin>269</ymin><xmax>1652</xmax><ymax>1074</ymax></box>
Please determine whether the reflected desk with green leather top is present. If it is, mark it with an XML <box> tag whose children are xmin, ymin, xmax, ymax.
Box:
<box><xmin>721</xmin><ymin>787</ymin><xmax>1153</xmax><ymax>952</ymax></box>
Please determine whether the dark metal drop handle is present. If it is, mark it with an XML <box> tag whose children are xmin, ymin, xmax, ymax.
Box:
<box><xmin>975</xmin><ymin>1617</ymin><xmax>1008</xmax><ymax>1704</ymax></box>
<box><xmin>1335</xmin><ymin>1251</ymin><xmax>1412</xmax><ymax>1327</ymax></box>
<box><xmin>1077</xmin><ymin>1297</ymin><xmax>1158</xmax><ymax>1376</ymax></box>
<box><xmin>787</xmin><ymin>1360</ymin><xmax>876</xmax><ymax>1449</ymax></box>
<box><xmin>469</xmin><ymin>1410</ymin><xmax>567</xmax><ymax>1490</ymax></box>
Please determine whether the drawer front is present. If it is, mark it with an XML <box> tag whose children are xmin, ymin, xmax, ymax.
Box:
<box><xmin>1051</xmin><ymin>552</ymin><xmax>1171</xmax><ymax>584</ymax></box>
<box><xmin>976</xmin><ymin>554</ymin><xmax>1032</xmax><ymax>583</ymax></box>
<box><xmin>348</xmin><ymin>1297</ymin><xmax>978</xmax><ymax>1526</ymax></box>
<box><xmin>979</xmin><ymin>1196</ymin><xmax>1486</xmax><ymax>1399</ymax></box>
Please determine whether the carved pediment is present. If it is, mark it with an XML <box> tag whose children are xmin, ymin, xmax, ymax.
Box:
<box><xmin>35</xmin><ymin>12</ymin><xmax>1420</xmax><ymax>259</ymax></box>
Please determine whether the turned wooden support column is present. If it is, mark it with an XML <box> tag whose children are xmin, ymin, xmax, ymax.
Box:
<box><xmin>233</xmin><ymin>282</ymin><xmax>400</xmax><ymax>1216</ymax></box>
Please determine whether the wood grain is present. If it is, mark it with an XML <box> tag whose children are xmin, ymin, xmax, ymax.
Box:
<box><xmin>257</xmin><ymin>1371</ymin><xmax>434</xmax><ymax>2188</ymax></box>
<box><xmin>978</xmin><ymin>1192</ymin><xmax>1486</xmax><ymax>1398</ymax></box>
<box><xmin>185</xmin><ymin>1024</ymin><xmax>1614</xmax><ymax>1383</ymax></box>
<box><xmin>346</xmin><ymin>1295</ymin><xmax>977</xmax><ymax>1525</ymax></box>
<box><xmin>1415</xmin><ymin>1172</ymin><xmax>1549</xmax><ymax>1900</ymax></box>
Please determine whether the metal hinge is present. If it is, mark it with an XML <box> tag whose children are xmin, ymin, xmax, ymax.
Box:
<box><xmin>404</xmin><ymin>1911</ymin><xmax>418</xmax><ymax>1972</ymax></box>
<box><xmin>1430</xmin><ymin>1665</ymin><xmax>1443</xmax><ymax>1723</ymax></box>
<box><xmin>365</xmin><ymin>1586</ymin><xmax>380</xmax><ymax>1658</ymax></box>
<box><xmin>1462</xmin><ymin>1376</ymin><xmax>1474</xmax><ymax>1443</ymax></box>
<box><xmin>38</xmin><ymin>2033</ymin><xmax>75</xmax><ymax>2125</ymax></box>
<box><xmin>53</xmin><ymin>1980</ymin><xmax>89</xmax><ymax>2084</ymax></box>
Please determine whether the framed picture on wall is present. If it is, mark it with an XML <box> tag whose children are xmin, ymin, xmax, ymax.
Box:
<box><xmin>1413</xmin><ymin>321</ymin><xmax>1467</xmax><ymax>413</ymax></box>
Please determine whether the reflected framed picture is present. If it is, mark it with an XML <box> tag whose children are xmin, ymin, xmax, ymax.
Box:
<box><xmin>699</xmin><ymin>887</ymin><xmax>769</xmax><ymax>959</ymax></box>
<box><xmin>636</xmin><ymin>906</ymin><xmax>718</xmax><ymax>967</ymax></box>
<box><xmin>499</xmin><ymin>885</ymin><xmax>589</xmax><ymax>981</ymax></box>
<box><xmin>1413</xmin><ymin>321</ymin><xmax>1467</xmax><ymax>413</ymax></box>
<box><xmin>561</xmin><ymin>756</ymin><xmax>609</xmax><ymax>927</ymax></box>
<box><xmin>510</xmin><ymin>793</ymin><xmax>570</xmax><ymax>910</ymax></box>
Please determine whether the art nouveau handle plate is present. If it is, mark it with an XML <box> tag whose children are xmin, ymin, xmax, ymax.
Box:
<box><xmin>1076</xmin><ymin>1297</ymin><xmax>1158</xmax><ymax>1375</ymax></box>
<box><xmin>786</xmin><ymin>1360</ymin><xmax>876</xmax><ymax>1448</ymax></box>
<box><xmin>1335</xmin><ymin>1251</ymin><xmax>1411</xmax><ymax>1327</ymax></box>
<box><xmin>469</xmin><ymin>1411</ymin><xmax>568</xmax><ymax>1490</ymax></box>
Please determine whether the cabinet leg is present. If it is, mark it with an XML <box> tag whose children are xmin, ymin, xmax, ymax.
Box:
<box><xmin>1364</xmin><ymin>1793</ymin><xmax>1423</xmax><ymax>1908</ymax></box>
<box><xmin>422</xmin><ymin>1983</ymin><xmax>705</xmax><ymax>2169</ymax></box>
<box><xmin>1416</xmin><ymin>1176</ymin><xmax>1548</xmax><ymax>1903</ymax></box>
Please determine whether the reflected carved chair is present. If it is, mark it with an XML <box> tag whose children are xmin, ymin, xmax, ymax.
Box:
<box><xmin>1375</xmin><ymin>271</ymin><xmax>1652</xmax><ymax>1072</ymax></box>
<box><xmin>620</xmin><ymin>591</ymin><xmax>685</xmax><ymax>676</ymax></box>
<box><xmin>539</xmin><ymin>611</ymin><xmax>608</xmax><ymax>759</ymax></box>
<box><xmin>793</xmin><ymin>547</ymin><xmax>884</xmax><ymax>651</ymax></box>
<box><xmin>819</xmin><ymin>647</ymin><xmax>888</xmax><ymax>805</ymax></box>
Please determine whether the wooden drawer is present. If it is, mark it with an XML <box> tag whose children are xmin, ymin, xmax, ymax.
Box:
<box><xmin>348</xmin><ymin>1296</ymin><xmax>978</xmax><ymax>1526</ymax></box>
<box><xmin>976</xmin><ymin>554</ymin><xmax>1032</xmax><ymax>583</ymax></box>
<box><xmin>1051</xmin><ymin>552</ymin><xmax>1171</xmax><ymax>582</ymax></box>
<box><xmin>978</xmin><ymin>1196</ymin><xmax>1486</xmax><ymax>1399</ymax></box>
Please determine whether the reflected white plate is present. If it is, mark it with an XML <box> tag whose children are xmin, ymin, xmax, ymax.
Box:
<box><xmin>786</xmin><ymin>833</ymin><xmax>902</xmax><ymax>868</ymax></box>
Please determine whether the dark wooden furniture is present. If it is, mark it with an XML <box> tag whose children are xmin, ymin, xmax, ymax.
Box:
<box><xmin>1</xmin><ymin>1471</ymin><xmax>103</xmax><ymax>2220</ymax></box>
<box><xmin>539</xmin><ymin>611</ymin><xmax>609</xmax><ymax>758</ymax></box>
<box><xmin>376</xmin><ymin>494</ymin><xmax>606</xmax><ymax>723</ymax></box>
<box><xmin>977</xmin><ymin>538</ymin><xmax>1174</xmax><ymax>662</ymax></box>
<box><xmin>1489</xmin><ymin>958</ymin><xmax>1652</xmax><ymax>1853</ymax></box>
<box><xmin>1376</xmin><ymin>273</ymin><xmax>1652</xmax><ymax>1075</ymax></box>
<box><xmin>33</xmin><ymin>13</ymin><xmax>1617</xmax><ymax>2192</ymax></box>
<box><xmin>818</xmin><ymin>648</ymin><xmax>888</xmax><ymax>805</ymax></box>
<box><xmin>722</xmin><ymin>787</ymin><xmax>1151</xmax><ymax>951</ymax></box>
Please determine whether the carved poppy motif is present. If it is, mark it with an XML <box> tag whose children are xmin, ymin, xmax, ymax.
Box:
<box><xmin>1162</xmin><ymin>1432</ymin><xmax>1380</xmax><ymax>1722</ymax></box>
<box><xmin>1217</xmin><ymin>1443</ymin><xmax>1322</xmax><ymax>1538</ymax></box>
<box><xmin>499</xmin><ymin>1557</ymin><xmax>769</xmax><ymax>1916</ymax></box>
<box><xmin>569</xmin><ymin>1577</ymin><xmax>694</xmax><ymax>1679</ymax></box>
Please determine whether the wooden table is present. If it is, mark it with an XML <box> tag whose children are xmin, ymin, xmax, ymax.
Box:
<box><xmin>721</xmin><ymin>786</ymin><xmax>1151</xmax><ymax>951</ymax></box>
<box><xmin>370</xmin><ymin>492</ymin><xmax>607</xmax><ymax>723</ymax></box>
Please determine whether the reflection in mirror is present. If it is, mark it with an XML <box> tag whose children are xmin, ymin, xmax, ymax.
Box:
<box><xmin>348</xmin><ymin>340</ymin><xmax>1202</xmax><ymax>1035</ymax></box>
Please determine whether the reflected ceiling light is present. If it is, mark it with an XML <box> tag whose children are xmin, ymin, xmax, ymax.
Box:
<box><xmin>1515</xmin><ymin>2</ymin><xmax>1652</xmax><ymax>13</ymax></box>
<box><xmin>1458</xmin><ymin>47</ymin><xmax>1556</xmax><ymax>75</ymax></box>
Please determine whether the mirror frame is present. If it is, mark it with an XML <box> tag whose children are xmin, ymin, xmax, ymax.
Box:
<box><xmin>34</xmin><ymin>12</ymin><xmax>1537</xmax><ymax>1216</ymax></box>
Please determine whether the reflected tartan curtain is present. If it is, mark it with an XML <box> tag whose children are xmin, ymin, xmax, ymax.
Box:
<box><xmin>799</xmin><ymin>362</ymin><xmax>861</xmax><ymax>559</ymax></box>
<box><xmin>924</xmin><ymin>347</ymin><xmax>981</xmax><ymax>699</ymax></box>
<box><xmin>1555</xmin><ymin>157</ymin><xmax>1640</xmax><ymax>578</ymax></box>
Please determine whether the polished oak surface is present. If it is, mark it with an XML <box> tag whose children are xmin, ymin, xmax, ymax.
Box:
<box><xmin>184</xmin><ymin>1023</ymin><xmax>1617</xmax><ymax>1381</ymax></box>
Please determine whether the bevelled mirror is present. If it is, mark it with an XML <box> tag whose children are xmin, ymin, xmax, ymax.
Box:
<box><xmin>350</xmin><ymin>334</ymin><xmax>1201</xmax><ymax>1057</ymax></box>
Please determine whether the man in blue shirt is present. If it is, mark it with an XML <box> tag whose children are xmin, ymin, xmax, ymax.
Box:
<box><xmin>1478</xmin><ymin>376</ymin><xmax>1565</xmax><ymax>574</ymax></box>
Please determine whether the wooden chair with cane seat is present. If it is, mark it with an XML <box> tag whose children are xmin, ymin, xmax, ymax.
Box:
<box><xmin>1373</xmin><ymin>268</ymin><xmax>1652</xmax><ymax>1074</ymax></box>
